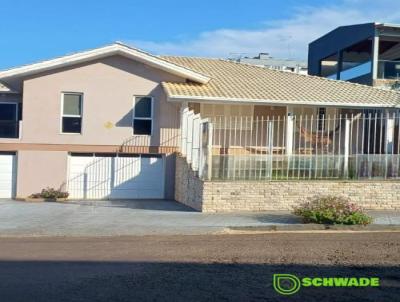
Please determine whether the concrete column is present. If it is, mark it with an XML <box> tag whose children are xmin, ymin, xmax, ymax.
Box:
<box><xmin>180</xmin><ymin>105</ymin><xmax>189</xmax><ymax>156</ymax></box>
<box><xmin>385</xmin><ymin>112</ymin><xmax>395</xmax><ymax>154</ymax></box>
<box><xmin>344</xmin><ymin>119</ymin><xmax>351</xmax><ymax>178</ymax></box>
<box><xmin>372</xmin><ymin>34</ymin><xmax>380</xmax><ymax>81</ymax></box>
<box><xmin>286</xmin><ymin>108</ymin><xmax>294</xmax><ymax>156</ymax></box>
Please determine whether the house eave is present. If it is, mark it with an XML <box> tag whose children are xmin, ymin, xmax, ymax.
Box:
<box><xmin>167</xmin><ymin>95</ymin><xmax>396</xmax><ymax>109</ymax></box>
<box><xmin>0</xmin><ymin>43</ymin><xmax>211</xmax><ymax>84</ymax></box>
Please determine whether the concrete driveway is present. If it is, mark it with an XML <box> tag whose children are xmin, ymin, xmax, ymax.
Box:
<box><xmin>0</xmin><ymin>199</ymin><xmax>302</xmax><ymax>236</ymax></box>
<box><xmin>0</xmin><ymin>199</ymin><xmax>398</xmax><ymax>236</ymax></box>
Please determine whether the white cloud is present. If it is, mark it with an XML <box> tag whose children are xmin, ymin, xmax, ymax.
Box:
<box><xmin>128</xmin><ymin>0</ymin><xmax>400</xmax><ymax>59</ymax></box>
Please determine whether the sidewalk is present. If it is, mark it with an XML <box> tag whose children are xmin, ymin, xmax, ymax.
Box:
<box><xmin>0</xmin><ymin>199</ymin><xmax>399</xmax><ymax>236</ymax></box>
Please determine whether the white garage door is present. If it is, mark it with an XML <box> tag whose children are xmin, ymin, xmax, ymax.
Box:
<box><xmin>68</xmin><ymin>154</ymin><xmax>165</xmax><ymax>199</ymax></box>
<box><xmin>0</xmin><ymin>154</ymin><xmax>16</xmax><ymax>198</ymax></box>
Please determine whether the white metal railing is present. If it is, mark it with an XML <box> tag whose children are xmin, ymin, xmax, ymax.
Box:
<box><xmin>180</xmin><ymin>108</ymin><xmax>213</xmax><ymax>179</ymax></box>
<box><xmin>208</xmin><ymin>113</ymin><xmax>400</xmax><ymax>181</ymax></box>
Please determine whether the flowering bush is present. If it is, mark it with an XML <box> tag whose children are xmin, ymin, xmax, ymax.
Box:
<box><xmin>293</xmin><ymin>196</ymin><xmax>372</xmax><ymax>225</ymax></box>
<box><xmin>29</xmin><ymin>187</ymin><xmax>69</xmax><ymax>200</ymax></box>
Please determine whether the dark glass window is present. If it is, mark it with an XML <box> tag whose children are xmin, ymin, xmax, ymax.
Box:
<box><xmin>133</xmin><ymin>119</ymin><xmax>152</xmax><ymax>135</ymax></box>
<box><xmin>320</xmin><ymin>53</ymin><xmax>338</xmax><ymax>78</ymax></box>
<box><xmin>62</xmin><ymin>117</ymin><xmax>82</xmax><ymax>133</ymax></box>
<box><xmin>133</xmin><ymin>97</ymin><xmax>152</xmax><ymax>135</ymax></box>
<box><xmin>0</xmin><ymin>103</ymin><xmax>18</xmax><ymax>138</ymax></box>
<box><xmin>134</xmin><ymin>97</ymin><xmax>152</xmax><ymax>118</ymax></box>
<box><xmin>0</xmin><ymin>103</ymin><xmax>17</xmax><ymax>120</ymax></box>
<box><xmin>318</xmin><ymin>107</ymin><xmax>326</xmax><ymax>131</ymax></box>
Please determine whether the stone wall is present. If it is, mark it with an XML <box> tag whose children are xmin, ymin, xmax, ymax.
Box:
<box><xmin>175</xmin><ymin>156</ymin><xmax>400</xmax><ymax>212</ymax></box>
<box><xmin>202</xmin><ymin>181</ymin><xmax>400</xmax><ymax>212</ymax></box>
<box><xmin>175</xmin><ymin>156</ymin><xmax>204</xmax><ymax>211</ymax></box>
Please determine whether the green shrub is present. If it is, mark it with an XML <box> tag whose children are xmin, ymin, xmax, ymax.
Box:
<box><xmin>293</xmin><ymin>195</ymin><xmax>372</xmax><ymax>225</ymax></box>
<box><xmin>29</xmin><ymin>187</ymin><xmax>69</xmax><ymax>200</ymax></box>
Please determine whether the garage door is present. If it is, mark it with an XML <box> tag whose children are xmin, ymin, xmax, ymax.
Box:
<box><xmin>68</xmin><ymin>154</ymin><xmax>165</xmax><ymax>199</ymax></box>
<box><xmin>0</xmin><ymin>154</ymin><xmax>16</xmax><ymax>198</ymax></box>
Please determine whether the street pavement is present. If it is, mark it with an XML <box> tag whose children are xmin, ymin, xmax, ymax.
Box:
<box><xmin>0</xmin><ymin>233</ymin><xmax>399</xmax><ymax>302</ymax></box>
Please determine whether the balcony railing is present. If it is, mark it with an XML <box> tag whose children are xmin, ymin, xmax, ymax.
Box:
<box><xmin>378</xmin><ymin>60</ymin><xmax>400</xmax><ymax>80</ymax></box>
<box><xmin>0</xmin><ymin>121</ymin><xmax>20</xmax><ymax>139</ymax></box>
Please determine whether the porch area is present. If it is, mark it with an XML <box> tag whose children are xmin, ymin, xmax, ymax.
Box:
<box><xmin>182</xmin><ymin>103</ymin><xmax>400</xmax><ymax>181</ymax></box>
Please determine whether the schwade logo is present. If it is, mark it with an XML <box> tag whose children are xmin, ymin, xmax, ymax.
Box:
<box><xmin>273</xmin><ymin>274</ymin><xmax>380</xmax><ymax>296</ymax></box>
<box><xmin>273</xmin><ymin>274</ymin><xmax>301</xmax><ymax>295</ymax></box>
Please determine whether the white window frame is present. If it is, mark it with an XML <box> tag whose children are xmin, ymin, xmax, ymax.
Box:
<box><xmin>132</xmin><ymin>96</ymin><xmax>154</xmax><ymax>136</ymax></box>
<box><xmin>60</xmin><ymin>92</ymin><xmax>83</xmax><ymax>135</ymax></box>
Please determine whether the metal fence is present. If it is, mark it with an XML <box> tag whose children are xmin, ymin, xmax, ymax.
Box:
<box><xmin>209</xmin><ymin>113</ymin><xmax>400</xmax><ymax>181</ymax></box>
<box><xmin>180</xmin><ymin>109</ymin><xmax>400</xmax><ymax>181</ymax></box>
<box><xmin>180</xmin><ymin>108</ymin><xmax>213</xmax><ymax>179</ymax></box>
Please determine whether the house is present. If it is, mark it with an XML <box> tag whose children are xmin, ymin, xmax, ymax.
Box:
<box><xmin>231</xmin><ymin>53</ymin><xmax>307</xmax><ymax>74</ymax></box>
<box><xmin>308</xmin><ymin>22</ymin><xmax>400</xmax><ymax>90</ymax></box>
<box><xmin>0</xmin><ymin>42</ymin><xmax>400</xmax><ymax>211</ymax></box>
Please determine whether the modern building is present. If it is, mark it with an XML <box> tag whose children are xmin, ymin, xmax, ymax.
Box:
<box><xmin>308</xmin><ymin>22</ymin><xmax>400</xmax><ymax>90</ymax></box>
<box><xmin>231</xmin><ymin>53</ymin><xmax>308</xmax><ymax>74</ymax></box>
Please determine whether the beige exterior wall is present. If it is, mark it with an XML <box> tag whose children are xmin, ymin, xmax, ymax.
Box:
<box><xmin>16</xmin><ymin>150</ymin><xmax>68</xmax><ymax>197</ymax></box>
<box><xmin>175</xmin><ymin>156</ymin><xmax>400</xmax><ymax>212</ymax></box>
<box><xmin>0</xmin><ymin>56</ymin><xmax>189</xmax><ymax>198</ymax></box>
<box><xmin>0</xmin><ymin>55</ymin><xmax>184</xmax><ymax>148</ymax></box>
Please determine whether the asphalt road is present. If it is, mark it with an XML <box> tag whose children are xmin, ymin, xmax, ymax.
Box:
<box><xmin>0</xmin><ymin>232</ymin><xmax>399</xmax><ymax>302</ymax></box>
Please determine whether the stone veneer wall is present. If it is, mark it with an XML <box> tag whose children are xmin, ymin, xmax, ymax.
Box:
<box><xmin>175</xmin><ymin>156</ymin><xmax>204</xmax><ymax>211</ymax></box>
<box><xmin>175</xmin><ymin>156</ymin><xmax>400</xmax><ymax>212</ymax></box>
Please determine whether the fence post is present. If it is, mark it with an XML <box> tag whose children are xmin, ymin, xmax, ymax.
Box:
<box><xmin>199</xmin><ymin>120</ymin><xmax>213</xmax><ymax>180</ymax></box>
<box><xmin>385</xmin><ymin>114</ymin><xmax>395</xmax><ymax>154</ymax></box>
<box><xmin>186</xmin><ymin>111</ymin><xmax>194</xmax><ymax>164</ymax></box>
<box><xmin>286</xmin><ymin>114</ymin><xmax>294</xmax><ymax>156</ymax></box>
<box><xmin>385</xmin><ymin>113</ymin><xmax>395</xmax><ymax>178</ymax></box>
<box><xmin>180</xmin><ymin>107</ymin><xmax>189</xmax><ymax>156</ymax></box>
<box><xmin>191</xmin><ymin>114</ymin><xmax>201</xmax><ymax>171</ymax></box>
<box><xmin>199</xmin><ymin>120</ymin><xmax>205</xmax><ymax>178</ymax></box>
<box><xmin>207</xmin><ymin>122</ymin><xmax>213</xmax><ymax>180</ymax></box>
<box><xmin>344</xmin><ymin>118</ymin><xmax>350</xmax><ymax>178</ymax></box>
<box><xmin>267</xmin><ymin>120</ymin><xmax>274</xmax><ymax>179</ymax></box>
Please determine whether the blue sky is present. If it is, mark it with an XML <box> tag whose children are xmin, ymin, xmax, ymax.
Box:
<box><xmin>1</xmin><ymin>0</ymin><xmax>399</xmax><ymax>69</ymax></box>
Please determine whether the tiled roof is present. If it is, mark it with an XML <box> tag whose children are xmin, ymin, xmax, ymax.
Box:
<box><xmin>161</xmin><ymin>56</ymin><xmax>400</xmax><ymax>107</ymax></box>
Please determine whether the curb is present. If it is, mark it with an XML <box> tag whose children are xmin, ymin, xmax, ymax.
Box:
<box><xmin>226</xmin><ymin>224</ymin><xmax>400</xmax><ymax>233</ymax></box>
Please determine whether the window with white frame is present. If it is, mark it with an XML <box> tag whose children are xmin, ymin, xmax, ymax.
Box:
<box><xmin>133</xmin><ymin>96</ymin><xmax>153</xmax><ymax>135</ymax></box>
<box><xmin>61</xmin><ymin>93</ymin><xmax>83</xmax><ymax>134</ymax></box>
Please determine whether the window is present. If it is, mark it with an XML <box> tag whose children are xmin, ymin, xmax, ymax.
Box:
<box><xmin>0</xmin><ymin>103</ymin><xmax>18</xmax><ymax>138</ymax></box>
<box><xmin>340</xmin><ymin>39</ymin><xmax>372</xmax><ymax>80</ymax></box>
<box><xmin>133</xmin><ymin>96</ymin><xmax>153</xmax><ymax>135</ymax></box>
<box><xmin>62</xmin><ymin>93</ymin><xmax>82</xmax><ymax>134</ymax></box>
<box><xmin>320</xmin><ymin>53</ymin><xmax>338</xmax><ymax>79</ymax></box>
